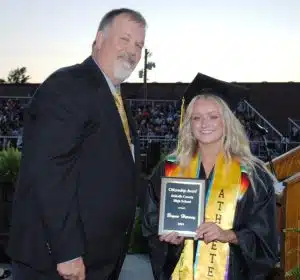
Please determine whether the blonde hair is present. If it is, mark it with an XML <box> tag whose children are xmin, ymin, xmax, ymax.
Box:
<box><xmin>171</xmin><ymin>93</ymin><xmax>276</xmax><ymax>190</ymax></box>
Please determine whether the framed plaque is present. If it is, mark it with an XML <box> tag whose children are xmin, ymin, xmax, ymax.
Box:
<box><xmin>158</xmin><ymin>177</ymin><xmax>206</xmax><ymax>237</ymax></box>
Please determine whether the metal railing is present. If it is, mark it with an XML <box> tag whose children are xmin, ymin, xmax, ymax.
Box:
<box><xmin>242</xmin><ymin>100</ymin><xmax>283</xmax><ymax>139</ymax></box>
<box><xmin>127</xmin><ymin>99</ymin><xmax>180</xmax><ymax>107</ymax></box>
<box><xmin>0</xmin><ymin>136</ymin><xmax>21</xmax><ymax>149</ymax></box>
<box><xmin>139</xmin><ymin>136</ymin><xmax>177</xmax><ymax>155</ymax></box>
<box><xmin>0</xmin><ymin>134</ymin><xmax>299</xmax><ymax>162</ymax></box>
<box><xmin>294</xmin><ymin>119</ymin><xmax>300</xmax><ymax>126</ymax></box>
<box><xmin>248</xmin><ymin>140</ymin><xmax>299</xmax><ymax>160</ymax></box>
<box><xmin>138</xmin><ymin>136</ymin><xmax>300</xmax><ymax>161</ymax></box>
<box><xmin>288</xmin><ymin>118</ymin><xmax>300</xmax><ymax>141</ymax></box>
<box><xmin>0</xmin><ymin>96</ymin><xmax>31</xmax><ymax>104</ymax></box>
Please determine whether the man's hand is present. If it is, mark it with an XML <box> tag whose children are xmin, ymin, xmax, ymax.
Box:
<box><xmin>57</xmin><ymin>257</ymin><xmax>85</xmax><ymax>280</ymax></box>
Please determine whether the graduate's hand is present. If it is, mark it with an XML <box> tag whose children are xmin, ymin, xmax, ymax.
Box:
<box><xmin>57</xmin><ymin>257</ymin><xmax>85</xmax><ymax>280</ymax></box>
<box><xmin>159</xmin><ymin>232</ymin><xmax>184</xmax><ymax>245</ymax></box>
<box><xmin>195</xmin><ymin>222</ymin><xmax>237</xmax><ymax>244</ymax></box>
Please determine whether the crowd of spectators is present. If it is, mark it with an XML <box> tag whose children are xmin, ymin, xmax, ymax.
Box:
<box><xmin>0</xmin><ymin>97</ymin><xmax>299</xmax><ymax>158</ymax></box>
<box><xmin>129</xmin><ymin>100</ymin><xmax>181</xmax><ymax>140</ymax></box>
<box><xmin>0</xmin><ymin>98</ymin><xmax>24</xmax><ymax>149</ymax></box>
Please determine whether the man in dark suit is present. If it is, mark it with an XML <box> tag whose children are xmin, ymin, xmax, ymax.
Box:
<box><xmin>7</xmin><ymin>8</ymin><xmax>146</xmax><ymax>280</ymax></box>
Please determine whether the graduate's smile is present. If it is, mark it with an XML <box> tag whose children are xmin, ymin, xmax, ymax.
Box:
<box><xmin>200</xmin><ymin>130</ymin><xmax>214</xmax><ymax>134</ymax></box>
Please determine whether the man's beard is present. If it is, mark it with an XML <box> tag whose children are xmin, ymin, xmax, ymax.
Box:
<box><xmin>113</xmin><ymin>55</ymin><xmax>136</xmax><ymax>82</ymax></box>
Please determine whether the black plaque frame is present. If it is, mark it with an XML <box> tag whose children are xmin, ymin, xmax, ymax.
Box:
<box><xmin>158</xmin><ymin>177</ymin><xmax>206</xmax><ymax>237</ymax></box>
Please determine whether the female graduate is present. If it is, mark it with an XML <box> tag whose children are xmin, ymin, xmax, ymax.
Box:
<box><xmin>142</xmin><ymin>91</ymin><xmax>279</xmax><ymax>280</ymax></box>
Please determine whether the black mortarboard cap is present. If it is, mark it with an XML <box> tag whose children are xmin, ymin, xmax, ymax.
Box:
<box><xmin>178</xmin><ymin>73</ymin><xmax>250</xmax><ymax>128</ymax></box>
<box><xmin>183</xmin><ymin>73</ymin><xmax>250</xmax><ymax>110</ymax></box>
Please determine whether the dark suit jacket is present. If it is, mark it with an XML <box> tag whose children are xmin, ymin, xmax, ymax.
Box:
<box><xmin>7</xmin><ymin>57</ymin><xmax>141</xmax><ymax>277</ymax></box>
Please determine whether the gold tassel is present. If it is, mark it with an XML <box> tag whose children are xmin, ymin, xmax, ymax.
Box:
<box><xmin>179</xmin><ymin>96</ymin><xmax>185</xmax><ymax>129</ymax></box>
<box><xmin>176</xmin><ymin>96</ymin><xmax>185</xmax><ymax>154</ymax></box>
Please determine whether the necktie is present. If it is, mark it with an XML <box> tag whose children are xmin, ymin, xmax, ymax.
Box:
<box><xmin>113</xmin><ymin>88</ymin><xmax>131</xmax><ymax>146</ymax></box>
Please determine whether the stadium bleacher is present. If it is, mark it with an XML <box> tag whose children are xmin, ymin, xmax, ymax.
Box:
<box><xmin>0</xmin><ymin>81</ymin><xmax>299</xmax><ymax>172</ymax></box>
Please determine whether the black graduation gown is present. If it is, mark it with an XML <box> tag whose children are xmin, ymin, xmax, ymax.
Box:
<box><xmin>142</xmin><ymin>161</ymin><xmax>279</xmax><ymax>280</ymax></box>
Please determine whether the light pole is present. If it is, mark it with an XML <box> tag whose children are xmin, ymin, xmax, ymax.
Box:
<box><xmin>138</xmin><ymin>49</ymin><xmax>156</xmax><ymax>100</ymax></box>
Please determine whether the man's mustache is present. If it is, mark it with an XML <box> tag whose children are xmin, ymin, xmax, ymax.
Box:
<box><xmin>118</xmin><ymin>53</ymin><xmax>136</xmax><ymax>66</ymax></box>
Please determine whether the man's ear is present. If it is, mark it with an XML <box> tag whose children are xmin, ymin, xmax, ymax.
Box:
<box><xmin>95</xmin><ymin>31</ymin><xmax>105</xmax><ymax>50</ymax></box>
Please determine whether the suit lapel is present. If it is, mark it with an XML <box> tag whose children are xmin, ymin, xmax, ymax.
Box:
<box><xmin>123</xmin><ymin>98</ymin><xmax>140</xmax><ymax>163</ymax></box>
<box><xmin>80</xmin><ymin>57</ymin><xmax>135</xmax><ymax>165</ymax></box>
<box><xmin>123</xmin><ymin>98</ymin><xmax>141</xmax><ymax>172</ymax></box>
<box><xmin>122</xmin><ymin>98</ymin><xmax>136</xmax><ymax>139</ymax></box>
